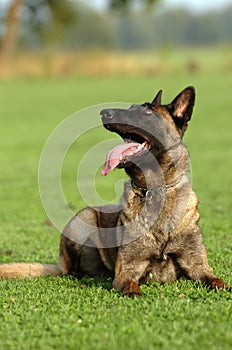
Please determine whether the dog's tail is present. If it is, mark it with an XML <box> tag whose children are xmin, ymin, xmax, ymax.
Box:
<box><xmin>0</xmin><ymin>263</ymin><xmax>62</xmax><ymax>278</ymax></box>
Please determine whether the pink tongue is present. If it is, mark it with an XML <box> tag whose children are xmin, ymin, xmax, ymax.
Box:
<box><xmin>101</xmin><ymin>142</ymin><xmax>140</xmax><ymax>176</ymax></box>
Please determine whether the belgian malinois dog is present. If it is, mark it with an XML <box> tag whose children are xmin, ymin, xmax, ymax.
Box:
<box><xmin>0</xmin><ymin>86</ymin><xmax>229</xmax><ymax>297</ymax></box>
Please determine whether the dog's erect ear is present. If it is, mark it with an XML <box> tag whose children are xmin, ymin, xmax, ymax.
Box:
<box><xmin>151</xmin><ymin>90</ymin><xmax>162</xmax><ymax>106</ymax></box>
<box><xmin>168</xmin><ymin>86</ymin><xmax>195</xmax><ymax>133</ymax></box>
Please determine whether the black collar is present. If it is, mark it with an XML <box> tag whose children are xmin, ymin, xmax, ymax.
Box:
<box><xmin>131</xmin><ymin>174</ymin><xmax>185</xmax><ymax>204</ymax></box>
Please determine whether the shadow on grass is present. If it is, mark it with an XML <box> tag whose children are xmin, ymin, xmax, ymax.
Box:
<box><xmin>62</xmin><ymin>274</ymin><xmax>114</xmax><ymax>291</ymax></box>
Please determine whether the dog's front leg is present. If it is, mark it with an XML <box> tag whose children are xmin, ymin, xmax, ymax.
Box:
<box><xmin>113</xmin><ymin>251</ymin><xmax>150</xmax><ymax>297</ymax></box>
<box><xmin>174</xmin><ymin>245</ymin><xmax>229</xmax><ymax>290</ymax></box>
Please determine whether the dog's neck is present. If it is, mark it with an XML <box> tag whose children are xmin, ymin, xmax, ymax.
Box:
<box><xmin>125</xmin><ymin>143</ymin><xmax>190</xmax><ymax>191</ymax></box>
<box><xmin>131</xmin><ymin>173</ymin><xmax>185</xmax><ymax>200</ymax></box>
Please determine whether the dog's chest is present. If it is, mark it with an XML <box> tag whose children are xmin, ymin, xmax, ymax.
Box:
<box><xmin>120</xmin><ymin>196</ymin><xmax>170</xmax><ymax>259</ymax></box>
<box><xmin>119</xmin><ymin>183</ymin><xmax>195</xmax><ymax>259</ymax></box>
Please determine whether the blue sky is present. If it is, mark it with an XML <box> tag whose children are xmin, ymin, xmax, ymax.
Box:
<box><xmin>0</xmin><ymin>0</ymin><xmax>232</xmax><ymax>12</ymax></box>
<box><xmin>162</xmin><ymin>0</ymin><xmax>232</xmax><ymax>11</ymax></box>
<box><xmin>90</xmin><ymin>0</ymin><xmax>232</xmax><ymax>12</ymax></box>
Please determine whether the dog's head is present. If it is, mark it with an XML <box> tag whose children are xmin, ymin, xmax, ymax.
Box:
<box><xmin>101</xmin><ymin>86</ymin><xmax>195</xmax><ymax>176</ymax></box>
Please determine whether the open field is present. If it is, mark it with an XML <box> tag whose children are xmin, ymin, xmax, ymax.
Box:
<box><xmin>1</xmin><ymin>46</ymin><xmax>232</xmax><ymax>78</ymax></box>
<box><xmin>0</xmin><ymin>66</ymin><xmax>232</xmax><ymax>349</ymax></box>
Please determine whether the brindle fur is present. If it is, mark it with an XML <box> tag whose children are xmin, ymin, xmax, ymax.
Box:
<box><xmin>0</xmin><ymin>87</ymin><xmax>229</xmax><ymax>296</ymax></box>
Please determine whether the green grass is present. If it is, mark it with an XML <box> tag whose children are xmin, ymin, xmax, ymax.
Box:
<box><xmin>0</xmin><ymin>69</ymin><xmax>232</xmax><ymax>350</ymax></box>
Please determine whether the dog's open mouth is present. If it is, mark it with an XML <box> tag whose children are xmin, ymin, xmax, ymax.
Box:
<box><xmin>101</xmin><ymin>135</ymin><xmax>150</xmax><ymax>176</ymax></box>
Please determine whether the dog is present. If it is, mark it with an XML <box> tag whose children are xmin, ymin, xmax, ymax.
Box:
<box><xmin>0</xmin><ymin>86</ymin><xmax>229</xmax><ymax>297</ymax></box>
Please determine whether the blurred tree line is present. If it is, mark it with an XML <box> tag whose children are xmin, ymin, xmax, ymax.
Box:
<box><xmin>0</xmin><ymin>0</ymin><xmax>157</xmax><ymax>69</ymax></box>
<box><xmin>0</xmin><ymin>0</ymin><xmax>232</xmax><ymax>59</ymax></box>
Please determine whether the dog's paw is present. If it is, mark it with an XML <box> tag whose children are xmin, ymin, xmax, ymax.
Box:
<box><xmin>122</xmin><ymin>280</ymin><xmax>142</xmax><ymax>298</ymax></box>
<box><xmin>211</xmin><ymin>278</ymin><xmax>231</xmax><ymax>291</ymax></box>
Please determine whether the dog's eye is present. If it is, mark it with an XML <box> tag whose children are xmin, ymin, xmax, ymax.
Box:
<box><xmin>143</xmin><ymin>109</ymin><xmax>153</xmax><ymax>116</ymax></box>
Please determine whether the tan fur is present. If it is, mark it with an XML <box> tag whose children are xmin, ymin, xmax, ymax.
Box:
<box><xmin>0</xmin><ymin>263</ymin><xmax>61</xmax><ymax>278</ymax></box>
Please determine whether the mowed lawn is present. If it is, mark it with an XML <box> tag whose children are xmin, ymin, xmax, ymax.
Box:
<box><xmin>0</xmin><ymin>71</ymin><xmax>232</xmax><ymax>350</ymax></box>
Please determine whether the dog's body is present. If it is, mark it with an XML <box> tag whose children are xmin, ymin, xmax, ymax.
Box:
<box><xmin>0</xmin><ymin>87</ymin><xmax>229</xmax><ymax>296</ymax></box>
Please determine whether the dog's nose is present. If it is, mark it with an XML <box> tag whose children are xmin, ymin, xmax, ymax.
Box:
<box><xmin>100</xmin><ymin>109</ymin><xmax>114</xmax><ymax>119</ymax></box>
